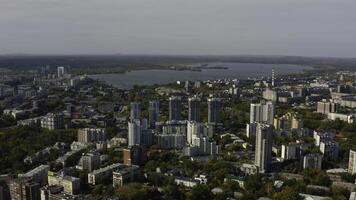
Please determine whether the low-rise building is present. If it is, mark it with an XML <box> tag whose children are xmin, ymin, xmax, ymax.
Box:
<box><xmin>48</xmin><ymin>173</ymin><xmax>80</xmax><ymax>195</ymax></box>
<box><xmin>317</xmin><ymin>100</ymin><xmax>338</xmax><ymax>114</ymax></box>
<box><xmin>88</xmin><ymin>163</ymin><xmax>123</xmax><ymax>185</ymax></box>
<box><xmin>77</xmin><ymin>128</ymin><xmax>106</xmax><ymax>143</ymax></box>
<box><xmin>76</xmin><ymin>152</ymin><xmax>101</xmax><ymax>172</ymax></box>
<box><xmin>240</xmin><ymin>163</ymin><xmax>258</xmax><ymax>175</ymax></box>
<box><xmin>112</xmin><ymin>165</ymin><xmax>140</xmax><ymax>187</ymax></box>
<box><xmin>349</xmin><ymin>149</ymin><xmax>356</xmax><ymax>174</ymax></box>
<box><xmin>319</xmin><ymin>141</ymin><xmax>339</xmax><ymax>159</ymax></box>
<box><xmin>41</xmin><ymin>113</ymin><xmax>64</xmax><ymax>130</ymax></box>
<box><xmin>174</xmin><ymin>177</ymin><xmax>199</xmax><ymax>188</ymax></box>
<box><xmin>303</xmin><ymin>153</ymin><xmax>322</xmax><ymax>169</ymax></box>
<box><xmin>18</xmin><ymin>165</ymin><xmax>49</xmax><ymax>185</ymax></box>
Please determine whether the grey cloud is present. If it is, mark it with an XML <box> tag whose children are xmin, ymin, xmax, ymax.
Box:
<box><xmin>0</xmin><ymin>0</ymin><xmax>355</xmax><ymax>57</ymax></box>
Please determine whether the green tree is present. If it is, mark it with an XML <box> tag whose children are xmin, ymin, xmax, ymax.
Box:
<box><xmin>186</xmin><ymin>184</ymin><xmax>213</xmax><ymax>200</ymax></box>
<box><xmin>273</xmin><ymin>186</ymin><xmax>299</xmax><ymax>200</ymax></box>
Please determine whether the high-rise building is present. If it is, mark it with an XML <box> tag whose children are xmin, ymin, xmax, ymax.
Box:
<box><xmin>271</xmin><ymin>68</ymin><xmax>275</xmax><ymax>87</ymax></box>
<box><xmin>169</xmin><ymin>96</ymin><xmax>182</xmax><ymax>121</ymax></box>
<box><xmin>130</xmin><ymin>102</ymin><xmax>141</xmax><ymax>119</ymax></box>
<box><xmin>9</xmin><ymin>178</ymin><xmax>40</xmax><ymax>200</ymax></box>
<box><xmin>254</xmin><ymin>124</ymin><xmax>273</xmax><ymax>173</ymax></box>
<box><xmin>156</xmin><ymin>134</ymin><xmax>186</xmax><ymax>149</ymax></box>
<box><xmin>123</xmin><ymin>145</ymin><xmax>147</xmax><ymax>166</ymax></box>
<box><xmin>128</xmin><ymin>119</ymin><xmax>147</xmax><ymax>147</ymax></box>
<box><xmin>41</xmin><ymin>113</ymin><xmax>64</xmax><ymax>130</ymax></box>
<box><xmin>188</xmin><ymin>97</ymin><xmax>201</xmax><ymax>122</ymax></box>
<box><xmin>148</xmin><ymin>100</ymin><xmax>160</xmax><ymax>127</ymax></box>
<box><xmin>187</xmin><ymin>121</ymin><xmax>203</xmax><ymax>144</ymax></box>
<box><xmin>348</xmin><ymin>150</ymin><xmax>356</xmax><ymax>174</ymax></box>
<box><xmin>185</xmin><ymin>81</ymin><xmax>193</xmax><ymax>93</ymax></box>
<box><xmin>281</xmin><ymin>143</ymin><xmax>298</xmax><ymax>160</ymax></box>
<box><xmin>57</xmin><ymin>66</ymin><xmax>66</xmax><ymax>78</ymax></box>
<box><xmin>78</xmin><ymin>128</ymin><xmax>106</xmax><ymax>143</ymax></box>
<box><xmin>250</xmin><ymin>101</ymin><xmax>275</xmax><ymax>125</ymax></box>
<box><xmin>208</xmin><ymin>98</ymin><xmax>221</xmax><ymax>124</ymax></box>
<box><xmin>246</xmin><ymin>122</ymin><xmax>258</xmax><ymax>138</ymax></box>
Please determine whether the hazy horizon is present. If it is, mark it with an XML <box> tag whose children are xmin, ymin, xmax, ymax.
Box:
<box><xmin>1</xmin><ymin>0</ymin><xmax>356</xmax><ymax>57</ymax></box>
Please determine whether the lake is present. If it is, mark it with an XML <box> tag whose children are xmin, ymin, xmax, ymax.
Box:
<box><xmin>89</xmin><ymin>63</ymin><xmax>310</xmax><ymax>89</ymax></box>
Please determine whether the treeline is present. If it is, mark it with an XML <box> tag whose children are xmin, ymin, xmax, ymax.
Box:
<box><xmin>0</xmin><ymin>125</ymin><xmax>76</xmax><ymax>174</ymax></box>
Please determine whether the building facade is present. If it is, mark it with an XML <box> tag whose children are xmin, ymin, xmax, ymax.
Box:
<box><xmin>208</xmin><ymin>98</ymin><xmax>221</xmax><ymax>124</ymax></box>
<box><xmin>148</xmin><ymin>100</ymin><xmax>159</xmax><ymax>127</ymax></box>
<box><xmin>188</xmin><ymin>97</ymin><xmax>201</xmax><ymax>122</ymax></box>
<box><xmin>169</xmin><ymin>96</ymin><xmax>182</xmax><ymax>121</ymax></box>
<box><xmin>254</xmin><ymin>123</ymin><xmax>273</xmax><ymax>173</ymax></box>
<box><xmin>250</xmin><ymin>101</ymin><xmax>275</xmax><ymax>125</ymax></box>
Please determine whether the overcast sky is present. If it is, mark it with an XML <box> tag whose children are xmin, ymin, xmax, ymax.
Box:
<box><xmin>1</xmin><ymin>0</ymin><xmax>356</xmax><ymax>57</ymax></box>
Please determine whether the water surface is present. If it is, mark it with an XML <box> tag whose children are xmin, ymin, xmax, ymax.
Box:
<box><xmin>89</xmin><ymin>63</ymin><xmax>310</xmax><ymax>89</ymax></box>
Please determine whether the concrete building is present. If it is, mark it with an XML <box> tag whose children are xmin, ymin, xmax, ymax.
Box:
<box><xmin>123</xmin><ymin>145</ymin><xmax>147</xmax><ymax>166</ymax></box>
<box><xmin>303</xmin><ymin>153</ymin><xmax>322</xmax><ymax>169</ymax></box>
<box><xmin>240</xmin><ymin>163</ymin><xmax>259</xmax><ymax>175</ymax></box>
<box><xmin>174</xmin><ymin>177</ymin><xmax>199</xmax><ymax>188</ymax></box>
<box><xmin>77</xmin><ymin>128</ymin><xmax>106</xmax><ymax>143</ymax></box>
<box><xmin>128</xmin><ymin>118</ymin><xmax>148</xmax><ymax>147</ymax></box>
<box><xmin>161</xmin><ymin>121</ymin><xmax>187</xmax><ymax>135</ymax></box>
<box><xmin>208</xmin><ymin>98</ymin><xmax>221</xmax><ymax>124</ymax></box>
<box><xmin>77</xmin><ymin>152</ymin><xmax>101</xmax><ymax>172</ymax></box>
<box><xmin>148</xmin><ymin>100</ymin><xmax>159</xmax><ymax>128</ymax></box>
<box><xmin>41</xmin><ymin>113</ymin><xmax>64</xmax><ymax>130</ymax></box>
<box><xmin>88</xmin><ymin>163</ymin><xmax>123</xmax><ymax>185</ymax></box>
<box><xmin>187</xmin><ymin>121</ymin><xmax>207</xmax><ymax>144</ymax></box>
<box><xmin>185</xmin><ymin>81</ymin><xmax>193</xmax><ymax>93</ymax></box>
<box><xmin>157</xmin><ymin>134</ymin><xmax>186</xmax><ymax>149</ymax></box>
<box><xmin>9</xmin><ymin>178</ymin><xmax>40</xmax><ymax>200</ymax></box>
<box><xmin>254</xmin><ymin>124</ymin><xmax>273</xmax><ymax>173</ymax></box>
<box><xmin>18</xmin><ymin>165</ymin><xmax>49</xmax><ymax>185</ymax></box>
<box><xmin>281</xmin><ymin>143</ymin><xmax>298</xmax><ymax>160</ymax></box>
<box><xmin>263</xmin><ymin>88</ymin><xmax>278</xmax><ymax>102</ymax></box>
<box><xmin>188</xmin><ymin>97</ymin><xmax>201</xmax><ymax>122</ymax></box>
<box><xmin>169</xmin><ymin>96</ymin><xmax>182</xmax><ymax>121</ymax></box>
<box><xmin>246</xmin><ymin>122</ymin><xmax>258</xmax><ymax>138</ymax></box>
<box><xmin>327</xmin><ymin>113</ymin><xmax>355</xmax><ymax>124</ymax></box>
<box><xmin>319</xmin><ymin>141</ymin><xmax>339</xmax><ymax>159</ymax></box>
<box><xmin>40</xmin><ymin>185</ymin><xmax>63</xmax><ymax>200</ymax></box>
<box><xmin>317</xmin><ymin>100</ymin><xmax>338</xmax><ymax>114</ymax></box>
<box><xmin>348</xmin><ymin>150</ymin><xmax>356</xmax><ymax>174</ymax></box>
<box><xmin>313</xmin><ymin>130</ymin><xmax>335</xmax><ymax>146</ymax></box>
<box><xmin>190</xmin><ymin>136</ymin><xmax>219</xmax><ymax>156</ymax></box>
<box><xmin>112</xmin><ymin>166</ymin><xmax>140</xmax><ymax>188</ymax></box>
<box><xmin>47</xmin><ymin>173</ymin><xmax>80</xmax><ymax>195</ymax></box>
<box><xmin>274</xmin><ymin>112</ymin><xmax>303</xmax><ymax>132</ymax></box>
<box><xmin>57</xmin><ymin>66</ymin><xmax>66</xmax><ymax>78</ymax></box>
<box><xmin>130</xmin><ymin>102</ymin><xmax>141</xmax><ymax>119</ymax></box>
<box><xmin>250</xmin><ymin>101</ymin><xmax>275</xmax><ymax>125</ymax></box>
<box><xmin>69</xmin><ymin>78</ymin><xmax>80</xmax><ymax>89</ymax></box>
<box><xmin>141</xmin><ymin>129</ymin><xmax>154</xmax><ymax>146</ymax></box>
